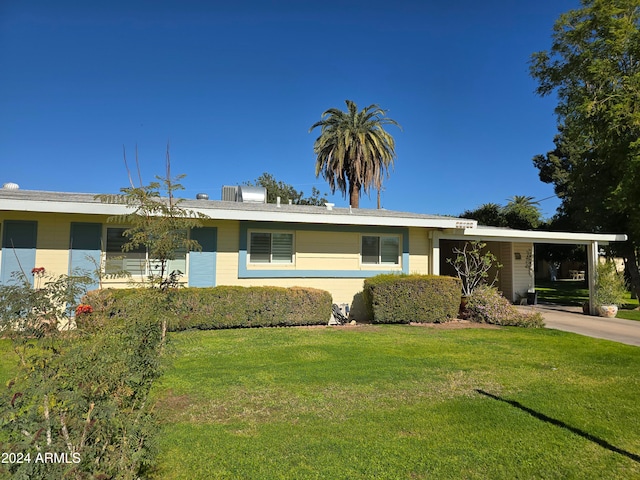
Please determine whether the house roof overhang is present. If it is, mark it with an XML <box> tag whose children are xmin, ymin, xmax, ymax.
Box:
<box><xmin>0</xmin><ymin>189</ymin><xmax>475</xmax><ymax>230</ymax></box>
<box><xmin>0</xmin><ymin>190</ymin><xmax>629</xmax><ymax>244</ymax></box>
<box><xmin>438</xmin><ymin>226</ymin><xmax>628</xmax><ymax>245</ymax></box>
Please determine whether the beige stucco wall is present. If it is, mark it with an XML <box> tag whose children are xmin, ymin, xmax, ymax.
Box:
<box><xmin>0</xmin><ymin>211</ymin><xmax>107</xmax><ymax>279</ymax></box>
<box><xmin>1</xmin><ymin>213</ymin><xmax>432</xmax><ymax>310</ymax></box>
<box><xmin>216</xmin><ymin>220</ymin><xmax>414</xmax><ymax>306</ymax></box>
<box><xmin>408</xmin><ymin>227</ymin><xmax>429</xmax><ymax>274</ymax></box>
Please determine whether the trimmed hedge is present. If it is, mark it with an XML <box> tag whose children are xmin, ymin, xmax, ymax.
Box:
<box><xmin>84</xmin><ymin>286</ymin><xmax>332</xmax><ymax>330</ymax></box>
<box><xmin>363</xmin><ymin>274</ymin><xmax>462</xmax><ymax>323</ymax></box>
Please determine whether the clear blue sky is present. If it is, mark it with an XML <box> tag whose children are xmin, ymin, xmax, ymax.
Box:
<box><xmin>1</xmin><ymin>0</ymin><xmax>579</xmax><ymax>218</ymax></box>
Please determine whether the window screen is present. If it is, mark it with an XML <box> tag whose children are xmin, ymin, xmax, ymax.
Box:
<box><xmin>361</xmin><ymin>235</ymin><xmax>399</xmax><ymax>265</ymax></box>
<box><xmin>249</xmin><ymin>232</ymin><xmax>293</xmax><ymax>263</ymax></box>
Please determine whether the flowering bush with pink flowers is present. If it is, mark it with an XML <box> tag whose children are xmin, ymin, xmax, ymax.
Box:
<box><xmin>466</xmin><ymin>285</ymin><xmax>544</xmax><ymax>328</ymax></box>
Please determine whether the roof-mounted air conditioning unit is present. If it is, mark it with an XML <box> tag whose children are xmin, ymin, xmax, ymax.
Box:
<box><xmin>221</xmin><ymin>185</ymin><xmax>266</xmax><ymax>203</ymax></box>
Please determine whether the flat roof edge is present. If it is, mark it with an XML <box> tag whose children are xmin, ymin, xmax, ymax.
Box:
<box><xmin>0</xmin><ymin>198</ymin><xmax>469</xmax><ymax>229</ymax></box>
<box><xmin>457</xmin><ymin>228</ymin><xmax>628</xmax><ymax>244</ymax></box>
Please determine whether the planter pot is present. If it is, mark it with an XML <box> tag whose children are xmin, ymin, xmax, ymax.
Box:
<box><xmin>459</xmin><ymin>296</ymin><xmax>470</xmax><ymax>319</ymax></box>
<box><xmin>527</xmin><ymin>291</ymin><xmax>538</xmax><ymax>305</ymax></box>
<box><xmin>460</xmin><ymin>296</ymin><xmax>469</xmax><ymax>309</ymax></box>
<box><xmin>597</xmin><ymin>305</ymin><xmax>618</xmax><ymax>318</ymax></box>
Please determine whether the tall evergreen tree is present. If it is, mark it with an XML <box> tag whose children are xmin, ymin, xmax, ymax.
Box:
<box><xmin>530</xmin><ymin>0</ymin><xmax>640</xmax><ymax>298</ymax></box>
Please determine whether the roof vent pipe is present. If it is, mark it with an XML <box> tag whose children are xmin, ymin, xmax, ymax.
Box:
<box><xmin>325</xmin><ymin>203</ymin><xmax>335</xmax><ymax>211</ymax></box>
<box><xmin>276</xmin><ymin>196</ymin><xmax>281</xmax><ymax>208</ymax></box>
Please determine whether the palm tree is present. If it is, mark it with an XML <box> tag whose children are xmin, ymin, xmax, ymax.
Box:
<box><xmin>309</xmin><ymin>100</ymin><xmax>401</xmax><ymax>208</ymax></box>
<box><xmin>503</xmin><ymin>195</ymin><xmax>542</xmax><ymax>229</ymax></box>
<box><xmin>506</xmin><ymin>195</ymin><xmax>540</xmax><ymax>208</ymax></box>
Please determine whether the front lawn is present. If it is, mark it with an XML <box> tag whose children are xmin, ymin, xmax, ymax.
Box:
<box><xmin>151</xmin><ymin>325</ymin><xmax>640</xmax><ymax>479</ymax></box>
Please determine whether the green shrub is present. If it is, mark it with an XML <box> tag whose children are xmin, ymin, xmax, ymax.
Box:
<box><xmin>465</xmin><ymin>285</ymin><xmax>544</xmax><ymax>328</ymax></box>
<box><xmin>85</xmin><ymin>286</ymin><xmax>332</xmax><ymax>330</ymax></box>
<box><xmin>363</xmin><ymin>274</ymin><xmax>462</xmax><ymax>323</ymax></box>
<box><xmin>594</xmin><ymin>261</ymin><xmax>628</xmax><ymax>307</ymax></box>
<box><xmin>0</xmin><ymin>309</ymin><xmax>162</xmax><ymax>479</ymax></box>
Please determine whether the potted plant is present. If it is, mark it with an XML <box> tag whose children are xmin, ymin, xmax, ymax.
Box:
<box><xmin>594</xmin><ymin>261</ymin><xmax>628</xmax><ymax>317</ymax></box>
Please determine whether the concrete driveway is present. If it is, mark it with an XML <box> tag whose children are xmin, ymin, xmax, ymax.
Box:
<box><xmin>518</xmin><ymin>304</ymin><xmax>640</xmax><ymax>347</ymax></box>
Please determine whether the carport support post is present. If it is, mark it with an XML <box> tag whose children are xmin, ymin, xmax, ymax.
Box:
<box><xmin>430</xmin><ymin>232</ymin><xmax>440</xmax><ymax>275</ymax></box>
<box><xmin>587</xmin><ymin>241</ymin><xmax>598</xmax><ymax>316</ymax></box>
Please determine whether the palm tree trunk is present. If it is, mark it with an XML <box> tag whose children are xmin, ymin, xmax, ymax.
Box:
<box><xmin>349</xmin><ymin>181</ymin><xmax>360</xmax><ymax>208</ymax></box>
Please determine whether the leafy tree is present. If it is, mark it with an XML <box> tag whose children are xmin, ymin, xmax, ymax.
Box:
<box><xmin>309</xmin><ymin>100</ymin><xmax>401</xmax><ymax>208</ymax></box>
<box><xmin>96</xmin><ymin>146</ymin><xmax>207</xmax><ymax>290</ymax></box>
<box><xmin>244</xmin><ymin>172</ymin><xmax>328</xmax><ymax>206</ymax></box>
<box><xmin>530</xmin><ymin>0</ymin><xmax>640</xmax><ymax>299</ymax></box>
<box><xmin>446</xmin><ymin>241</ymin><xmax>502</xmax><ymax>297</ymax></box>
<box><xmin>460</xmin><ymin>198</ymin><xmax>543</xmax><ymax>229</ymax></box>
<box><xmin>460</xmin><ymin>203</ymin><xmax>504</xmax><ymax>227</ymax></box>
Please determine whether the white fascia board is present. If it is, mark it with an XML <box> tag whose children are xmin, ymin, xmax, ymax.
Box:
<box><xmin>0</xmin><ymin>198</ymin><xmax>130</xmax><ymax>216</ymax></box>
<box><xmin>1</xmin><ymin>198</ymin><xmax>473</xmax><ymax>230</ymax></box>
<box><xmin>187</xmin><ymin>206</ymin><xmax>471</xmax><ymax>229</ymax></box>
<box><xmin>451</xmin><ymin>228</ymin><xmax>628</xmax><ymax>245</ymax></box>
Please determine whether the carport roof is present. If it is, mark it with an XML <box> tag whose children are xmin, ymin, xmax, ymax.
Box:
<box><xmin>444</xmin><ymin>225</ymin><xmax>627</xmax><ymax>245</ymax></box>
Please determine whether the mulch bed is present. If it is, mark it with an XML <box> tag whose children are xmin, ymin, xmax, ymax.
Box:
<box><xmin>300</xmin><ymin>320</ymin><xmax>499</xmax><ymax>330</ymax></box>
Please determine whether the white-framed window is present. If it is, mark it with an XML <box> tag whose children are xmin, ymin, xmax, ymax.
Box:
<box><xmin>249</xmin><ymin>231</ymin><xmax>294</xmax><ymax>264</ymax></box>
<box><xmin>105</xmin><ymin>227</ymin><xmax>187</xmax><ymax>276</ymax></box>
<box><xmin>361</xmin><ymin>235</ymin><xmax>400</xmax><ymax>265</ymax></box>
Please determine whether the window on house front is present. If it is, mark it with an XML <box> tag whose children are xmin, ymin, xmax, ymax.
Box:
<box><xmin>106</xmin><ymin>227</ymin><xmax>188</xmax><ymax>276</ymax></box>
<box><xmin>105</xmin><ymin>228</ymin><xmax>146</xmax><ymax>275</ymax></box>
<box><xmin>249</xmin><ymin>232</ymin><xmax>293</xmax><ymax>264</ymax></box>
<box><xmin>361</xmin><ymin>235</ymin><xmax>400</xmax><ymax>265</ymax></box>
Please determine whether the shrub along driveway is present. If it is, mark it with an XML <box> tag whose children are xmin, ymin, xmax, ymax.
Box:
<box><xmin>519</xmin><ymin>304</ymin><xmax>640</xmax><ymax>347</ymax></box>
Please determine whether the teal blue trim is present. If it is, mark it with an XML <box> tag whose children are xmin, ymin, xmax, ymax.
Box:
<box><xmin>69</xmin><ymin>222</ymin><xmax>102</xmax><ymax>291</ymax></box>
<box><xmin>1</xmin><ymin>221</ymin><xmax>38</xmax><ymax>286</ymax></box>
<box><xmin>238</xmin><ymin>221</ymin><xmax>409</xmax><ymax>279</ymax></box>
<box><xmin>189</xmin><ymin>227</ymin><xmax>217</xmax><ymax>287</ymax></box>
<box><xmin>239</xmin><ymin>268</ymin><xmax>405</xmax><ymax>279</ymax></box>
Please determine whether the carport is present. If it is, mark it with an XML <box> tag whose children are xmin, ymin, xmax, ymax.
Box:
<box><xmin>430</xmin><ymin>227</ymin><xmax>628</xmax><ymax>315</ymax></box>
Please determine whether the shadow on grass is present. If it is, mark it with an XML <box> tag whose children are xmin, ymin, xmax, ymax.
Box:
<box><xmin>476</xmin><ymin>389</ymin><xmax>640</xmax><ymax>464</ymax></box>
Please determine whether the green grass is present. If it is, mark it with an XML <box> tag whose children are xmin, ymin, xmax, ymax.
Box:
<box><xmin>536</xmin><ymin>280</ymin><xmax>590</xmax><ymax>306</ymax></box>
<box><xmin>537</xmin><ymin>280</ymin><xmax>640</xmax><ymax>321</ymax></box>
<box><xmin>150</xmin><ymin>325</ymin><xmax>640</xmax><ymax>479</ymax></box>
<box><xmin>618</xmin><ymin>309</ymin><xmax>640</xmax><ymax>321</ymax></box>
